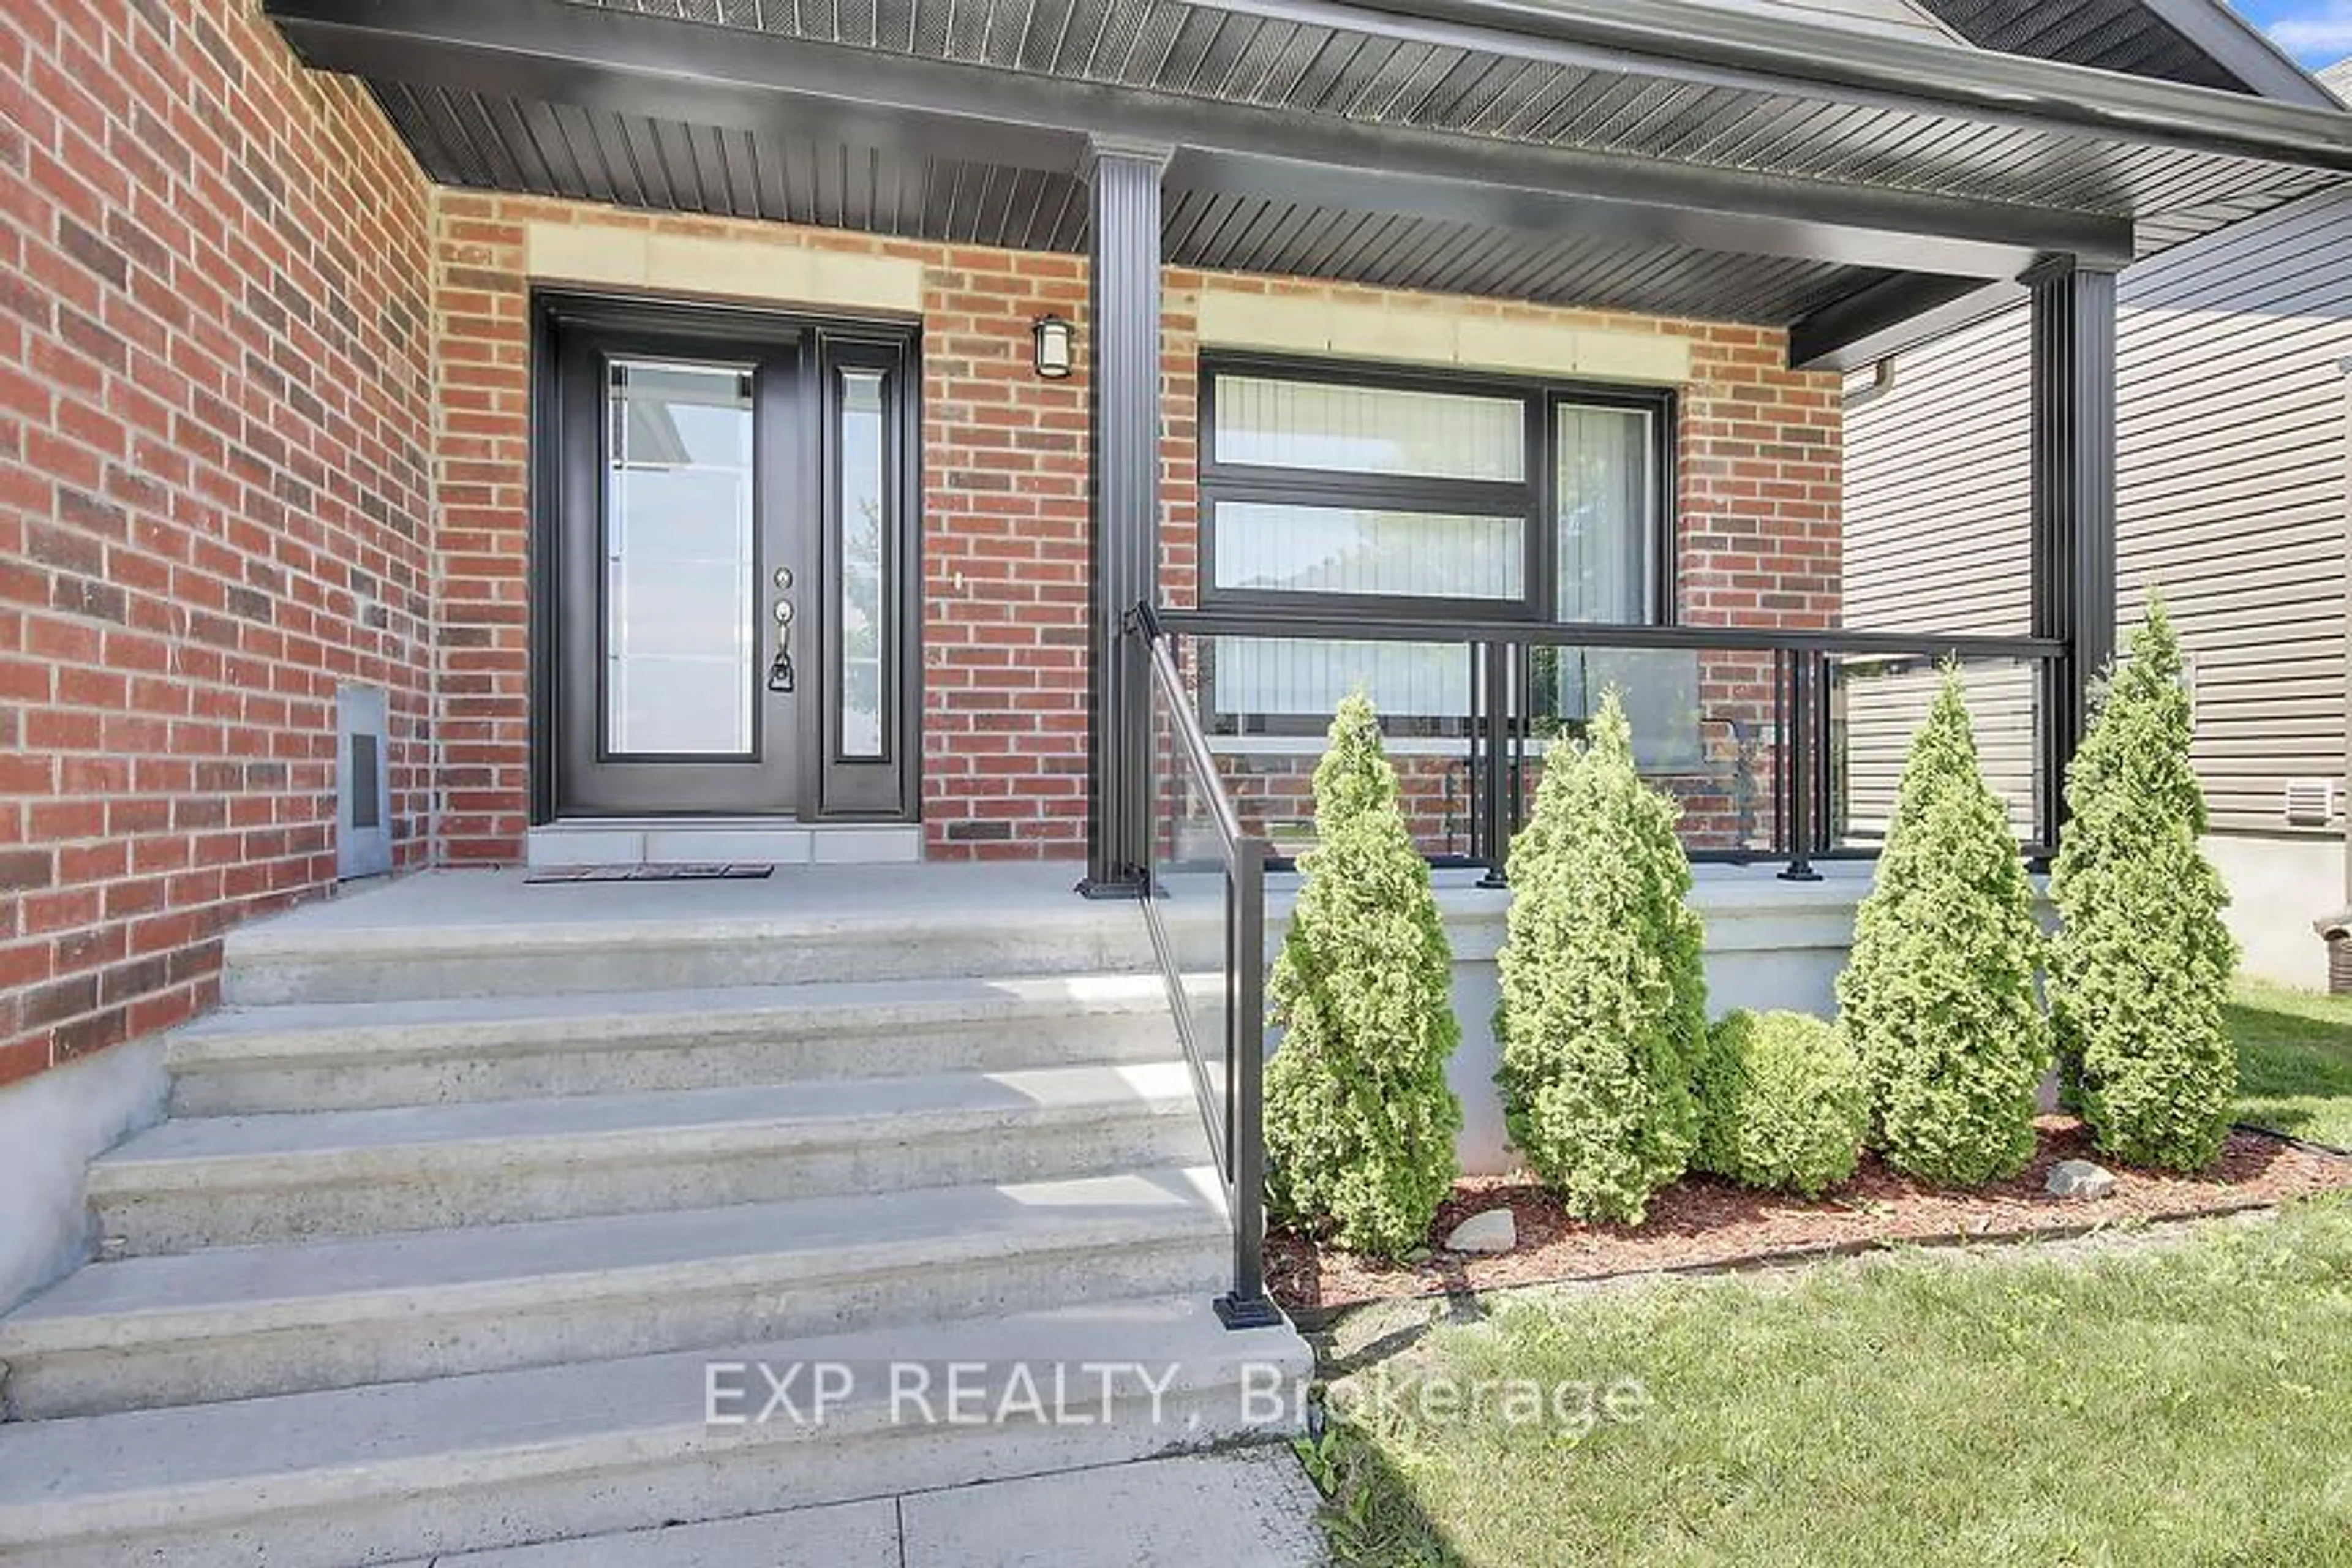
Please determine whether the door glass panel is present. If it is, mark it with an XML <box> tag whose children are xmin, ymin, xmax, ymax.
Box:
<box><xmin>1555</xmin><ymin>402</ymin><xmax>1652</xmax><ymax>624</ymax></box>
<box><xmin>1213</xmin><ymin>502</ymin><xmax>1525</xmax><ymax>600</ymax></box>
<box><xmin>605</xmin><ymin>359</ymin><xmax>756</xmax><ymax>756</ymax></box>
<box><xmin>838</xmin><ymin>369</ymin><xmax>889</xmax><ymax>760</ymax></box>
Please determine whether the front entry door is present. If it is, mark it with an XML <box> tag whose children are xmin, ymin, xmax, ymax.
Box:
<box><xmin>543</xmin><ymin>300</ymin><xmax>919</xmax><ymax>823</ymax></box>
<box><xmin>551</xmin><ymin>320</ymin><xmax>806</xmax><ymax>816</ymax></box>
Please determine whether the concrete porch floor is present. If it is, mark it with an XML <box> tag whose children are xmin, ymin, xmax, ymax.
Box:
<box><xmin>259</xmin><ymin>861</ymin><xmax>1109</xmax><ymax>940</ymax></box>
<box><xmin>265</xmin><ymin>857</ymin><xmax>1875</xmax><ymax>939</ymax></box>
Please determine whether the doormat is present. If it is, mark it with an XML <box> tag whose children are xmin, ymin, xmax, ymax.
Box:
<box><xmin>524</xmin><ymin>863</ymin><xmax>776</xmax><ymax>884</ymax></box>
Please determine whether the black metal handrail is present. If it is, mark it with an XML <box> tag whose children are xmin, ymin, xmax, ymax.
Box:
<box><xmin>1154</xmin><ymin>605</ymin><xmax>2062</xmax><ymax>660</ymax></box>
<box><xmin>1135</xmin><ymin>607</ymin><xmax>1281</xmax><ymax>1331</ymax></box>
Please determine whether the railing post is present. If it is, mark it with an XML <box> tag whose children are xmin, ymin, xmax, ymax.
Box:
<box><xmin>1216</xmin><ymin>834</ymin><xmax>1281</xmax><ymax>1330</ymax></box>
<box><xmin>2026</xmin><ymin>255</ymin><xmax>2120</xmax><ymax>853</ymax></box>
<box><xmin>1780</xmin><ymin>649</ymin><xmax>1822</xmax><ymax>882</ymax></box>
<box><xmin>1476</xmin><ymin>639</ymin><xmax>1512</xmax><ymax>888</ymax></box>
<box><xmin>1080</xmin><ymin>137</ymin><xmax>1172</xmax><ymax>898</ymax></box>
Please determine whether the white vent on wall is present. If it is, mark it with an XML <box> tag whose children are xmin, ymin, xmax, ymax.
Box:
<box><xmin>2285</xmin><ymin>779</ymin><xmax>2342</xmax><ymax>828</ymax></box>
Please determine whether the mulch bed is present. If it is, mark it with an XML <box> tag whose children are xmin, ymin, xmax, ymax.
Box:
<box><xmin>1267</xmin><ymin>1118</ymin><xmax>2352</xmax><ymax>1317</ymax></box>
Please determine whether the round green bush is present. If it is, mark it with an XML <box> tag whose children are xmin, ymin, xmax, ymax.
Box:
<box><xmin>1694</xmin><ymin>1010</ymin><xmax>1868</xmax><ymax>1198</ymax></box>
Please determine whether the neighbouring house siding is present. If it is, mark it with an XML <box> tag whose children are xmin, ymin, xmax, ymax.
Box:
<box><xmin>435</xmin><ymin>195</ymin><xmax>1844</xmax><ymax>866</ymax></box>
<box><xmin>1837</xmin><ymin>307</ymin><xmax>2041</xmax><ymax>840</ymax></box>
<box><xmin>0</xmin><ymin>1</ymin><xmax>438</xmax><ymax>1091</ymax></box>
<box><xmin>2117</xmin><ymin>195</ymin><xmax>2351</xmax><ymax>831</ymax></box>
<box><xmin>1844</xmin><ymin>309</ymin><xmax>2035</xmax><ymax>638</ymax></box>
<box><xmin>1846</xmin><ymin>186</ymin><xmax>2352</xmax><ymax>980</ymax></box>
<box><xmin>1686</xmin><ymin>0</ymin><xmax>1961</xmax><ymax>45</ymax></box>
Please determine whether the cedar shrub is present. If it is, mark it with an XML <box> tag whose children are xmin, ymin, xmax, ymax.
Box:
<box><xmin>1264</xmin><ymin>692</ymin><xmax>1464</xmax><ymax>1259</ymax></box>
<box><xmin>1493</xmin><ymin>690</ymin><xmax>1706</xmax><ymax>1224</ymax></box>
<box><xmin>1838</xmin><ymin>668</ymin><xmax>2050</xmax><ymax>1186</ymax></box>
<box><xmin>1694</xmin><ymin>1009</ymin><xmax>1868</xmax><ymax>1198</ymax></box>
<box><xmin>2048</xmin><ymin>596</ymin><xmax>2239</xmax><ymax>1170</ymax></box>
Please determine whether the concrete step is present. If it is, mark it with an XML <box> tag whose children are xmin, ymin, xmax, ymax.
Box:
<box><xmin>0</xmin><ymin>1167</ymin><xmax>1230</xmax><ymax>1419</ymax></box>
<box><xmin>383</xmin><ymin>1449</ymin><xmax>1328</xmax><ymax>1568</ymax></box>
<box><xmin>524</xmin><ymin>820</ymin><xmax>924</xmax><ymax>870</ymax></box>
<box><xmin>168</xmin><ymin>973</ymin><xmax>1182</xmax><ymax>1114</ymax></box>
<box><xmin>89</xmin><ymin>1063</ymin><xmax>1205</xmax><ymax>1254</ymax></box>
<box><xmin>222</xmin><ymin>892</ymin><xmax>1155</xmax><ymax>1006</ymax></box>
<box><xmin>0</xmin><ymin>1294</ymin><xmax>1311</xmax><ymax>1568</ymax></box>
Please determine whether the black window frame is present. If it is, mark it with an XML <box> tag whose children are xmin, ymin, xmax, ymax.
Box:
<box><xmin>1197</xmin><ymin>353</ymin><xmax>1677</xmax><ymax>628</ymax></box>
<box><xmin>1196</xmin><ymin>354</ymin><xmax>1676</xmax><ymax>737</ymax></box>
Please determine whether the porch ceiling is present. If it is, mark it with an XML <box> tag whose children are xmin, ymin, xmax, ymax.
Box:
<box><xmin>530</xmin><ymin>0</ymin><xmax>2350</xmax><ymax>218</ymax></box>
<box><xmin>270</xmin><ymin>0</ymin><xmax>2352</xmax><ymax>364</ymax></box>
<box><xmin>372</xmin><ymin>81</ymin><xmax>1892</xmax><ymax>325</ymax></box>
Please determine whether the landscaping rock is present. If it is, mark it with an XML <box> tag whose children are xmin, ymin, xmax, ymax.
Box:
<box><xmin>2046</xmin><ymin>1159</ymin><xmax>2118</xmax><ymax>1200</ymax></box>
<box><xmin>1445</xmin><ymin>1208</ymin><xmax>1517</xmax><ymax>1253</ymax></box>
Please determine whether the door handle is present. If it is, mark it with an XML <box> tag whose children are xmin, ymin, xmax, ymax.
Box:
<box><xmin>766</xmin><ymin>595</ymin><xmax>796</xmax><ymax>694</ymax></box>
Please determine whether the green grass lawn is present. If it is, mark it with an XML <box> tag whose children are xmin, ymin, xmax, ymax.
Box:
<box><xmin>1303</xmin><ymin>1195</ymin><xmax>2352</xmax><ymax>1566</ymax></box>
<box><xmin>2231</xmin><ymin>981</ymin><xmax>2352</xmax><ymax>1151</ymax></box>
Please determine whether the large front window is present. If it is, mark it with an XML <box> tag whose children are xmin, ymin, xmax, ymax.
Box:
<box><xmin>1199</xmin><ymin>361</ymin><xmax>1670</xmax><ymax>733</ymax></box>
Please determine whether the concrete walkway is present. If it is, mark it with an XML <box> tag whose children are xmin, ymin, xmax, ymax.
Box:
<box><xmin>399</xmin><ymin>1448</ymin><xmax>1327</xmax><ymax>1566</ymax></box>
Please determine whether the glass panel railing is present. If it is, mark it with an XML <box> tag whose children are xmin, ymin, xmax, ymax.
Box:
<box><xmin>1146</xmin><ymin>655</ymin><xmax>1232</xmax><ymax>1165</ymax></box>
<box><xmin>1520</xmin><ymin>644</ymin><xmax>1781</xmax><ymax>857</ymax></box>
<box><xmin>1188</xmin><ymin>633</ymin><xmax>1482</xmax><ymax>862</ymax></box>
<box><xmin>1140</xmin><ymin>620</ymin><xmax>1277</xmax><ymax>1329</ymax></box>
<box><xmin>1151</xmin><ymin>604</ymin><xmax>2062</xmax><ymax>882</ymax></box>
<box><xmin>1828</xmin><ymin>653</ymin><xmax>2046</xmax><ymax>850</ymax></box>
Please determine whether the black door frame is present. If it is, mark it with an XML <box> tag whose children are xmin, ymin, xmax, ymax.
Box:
<box><xmin>529</xmin><ymin>291</ymin><xmax>922</xmax><ymax>826</ymax></box>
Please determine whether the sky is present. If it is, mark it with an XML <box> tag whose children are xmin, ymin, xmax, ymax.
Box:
<box><xmin>2228</xmin><ymin>1</ymin><xmax>2352</xmax><ymax>65</ymax></box>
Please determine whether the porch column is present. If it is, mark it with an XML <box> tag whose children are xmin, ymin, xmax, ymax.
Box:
<box><xmin>1081</xmin><ymin>136</ymin><xmax>1172</xmax><ymax>896</ymax></box>
<box><xmin>2026</xmin><ymin>255</ymin><xmax>2120</xmax><ymax>848</ymax></box>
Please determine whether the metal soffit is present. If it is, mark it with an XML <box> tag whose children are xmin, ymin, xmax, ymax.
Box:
<box><xmin>373</xmin><ymin>80</ymin><xmax>1896</xmax><ymax>324</ymax></box>
<box><xmin>268</xmin><ymin>0</ymin><xmax>2352</xmax><ymax>345</ymax></box>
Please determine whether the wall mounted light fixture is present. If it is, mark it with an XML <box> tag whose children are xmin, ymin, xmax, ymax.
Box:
<box><xmin>1032</xmin><ymin>315</ymin><xmax>1074</xmax><ymax>379</ymax></box>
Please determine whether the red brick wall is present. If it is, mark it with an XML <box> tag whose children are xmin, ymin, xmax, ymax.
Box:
<box><xmin>1678</xmin><ymin>322</ymin><xmax>1843</xmax><ymax>630</ymax></box>
<box><xmin>427</xmin><ymin>202</ymin><xmax>1842</xmax><ymax>869</ymax></box>
<box><xmin>918</xmin><ymin>248</ymin><xmax>1092</xmax><ymax>858</ymax></box>
<box><xmin>428</xmin><ymin>196</ymin><xmax>1099</xmax><ymax>864</ymax></box>
<box><xmin>430</xmin><ymin>202</ymin><xmax>530</xmax><ymax>865</ymax></box>
<box><xmin>1678</xmin><ymin>322</ymin><xmax>1842</xmax><ymax>851</ymax></box>
<box><xmin>0</xmin><ymin>1</ymin><xmax>437</xmax><ymax>1090</ymax></box>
